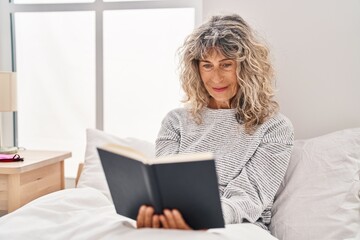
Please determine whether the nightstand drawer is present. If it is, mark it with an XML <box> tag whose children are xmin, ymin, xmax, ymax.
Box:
<box><xmin>20</xmin><ymin>162</ymin><xmax>62</xmax><ymax>205</ymax></box>
<box><xmin>0</xmin><ymin>150</ymin><xmax>71</xmax><ymax>215</ymax></box>
<box><xmin>0</xmin><ymin>175</ymin><xmax>7</xmax><ymax>212</ymax></box>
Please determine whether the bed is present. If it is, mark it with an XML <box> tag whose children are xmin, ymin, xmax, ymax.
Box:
<box><xmin>0</xmin><ymin>128</ymin><xmax>359</xmax><ymax>240</ymax></box>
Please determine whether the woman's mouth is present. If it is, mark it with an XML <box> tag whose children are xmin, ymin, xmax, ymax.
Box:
<box><xmin>213</xmin><ymin>87</ymin><xmax>228</xmax><ymax>92</ymax></box>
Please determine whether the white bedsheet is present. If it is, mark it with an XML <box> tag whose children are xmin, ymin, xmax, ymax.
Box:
<box><xmin>0</xmin><ymin>187</ymin><xmax>277</xmax><ymax>240</ymax></box>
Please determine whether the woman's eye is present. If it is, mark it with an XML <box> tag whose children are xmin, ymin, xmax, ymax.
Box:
<box><xmin>202</xmin><ymin>64</ymin><xmax>213</xmax><ymax>70</ymax></box>
<box><xmin>221</xmin><ymin>63</ymin><xmax>233</xmax><ymax>69</ymax></box>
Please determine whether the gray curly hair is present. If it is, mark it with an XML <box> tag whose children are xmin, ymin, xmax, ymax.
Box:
<box><xmin>178</xmin><ymin>14</ymin><xmax>279</xmax><ymax>133</ymax></box>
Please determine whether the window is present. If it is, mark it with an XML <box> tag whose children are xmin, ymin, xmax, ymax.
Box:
<box><xmin>15</xmin><ymin>11</ymin><xmax>96</xmax><ymax>178</ymax></box>
<box><xmin>6</xmin><ymin>0</ymin><xmax>200</xmax><ymax>178</ymax></box>
<box><xmin>103</xmin><ymin>8</ymin><xmax>194</xmax><ymax>141</ymax></box>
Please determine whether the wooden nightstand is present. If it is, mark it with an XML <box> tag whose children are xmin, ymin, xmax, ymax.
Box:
<box><xmin>0</xmin><ymin>150</ymin><xmax>71</xmax><ymax>215</ymax></box>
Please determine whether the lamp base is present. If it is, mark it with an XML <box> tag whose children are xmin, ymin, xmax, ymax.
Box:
<box><xmin>0</xmin><ymin>146</ymin><xmax>18</xmax><ymax>154</ymax></box>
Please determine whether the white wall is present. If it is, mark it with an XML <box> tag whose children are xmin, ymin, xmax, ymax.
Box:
<box><xmin>203</xmin><ymin>0</ymin><xmax>360</xmax><ymax>139</ymax></box>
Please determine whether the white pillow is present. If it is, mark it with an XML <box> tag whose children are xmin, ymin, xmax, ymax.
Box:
<box><xmin>77</xmin><ymin>128</ymin><xmax>155</xmax><ymax>202</ymax></box>
<box><xmin>270</xmin><ymin>128</ymin><xmax>360</xmax><ymax>240</ymax></box>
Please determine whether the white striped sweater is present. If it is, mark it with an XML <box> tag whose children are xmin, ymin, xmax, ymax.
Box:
<box><xmin>155</xmin><ymin>107</ymin><xmax>294</xmax><ymax>230</ymax></box>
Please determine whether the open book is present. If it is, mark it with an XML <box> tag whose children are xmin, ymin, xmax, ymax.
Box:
<box><xmin>97</xmin><ymin>144</ymin><xmax>224</xmax><ymax>230</ymax></box>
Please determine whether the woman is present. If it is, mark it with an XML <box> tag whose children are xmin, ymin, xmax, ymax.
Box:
<box><xmin>137</xmin><ymin>14</ymin><xmax>294</xmax><ymax>231</ymax></box>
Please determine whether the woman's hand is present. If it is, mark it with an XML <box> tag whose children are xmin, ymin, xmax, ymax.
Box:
<box><xmin>136</xmin><ymin>205</ymin><xmax>191</xmax><ymax>230</ymax></box>
<box><xmin>136</xmin><ymin>205</ymin><xmax>161</xmax><ymax>228</ymax></box>
<box><xmin>159</xmin><ymin>209</ymin><xmax>192</xmax><ymax>230</ymax></box>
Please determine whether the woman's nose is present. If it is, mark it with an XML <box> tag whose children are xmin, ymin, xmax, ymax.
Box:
<box><xmin>211</xmin><ymin>68</ymin><xmax>223</xmax><ymax>83</ymax></box>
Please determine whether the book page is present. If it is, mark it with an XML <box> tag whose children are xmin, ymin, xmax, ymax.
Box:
<box><xmin>100</xmin><ymin>143</ymin><xmax>148</xmax><ymax>163</ymax></box>
<box><xmin>149</xmin><ymin>152</ymin><xmax>213</xmax><ymax>165</ymax></box>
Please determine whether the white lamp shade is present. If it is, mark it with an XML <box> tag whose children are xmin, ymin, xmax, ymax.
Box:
<box><xmin>0</xmin><ymin>72</ymin><xmax>17</xmax><ymax>112</ymax></box>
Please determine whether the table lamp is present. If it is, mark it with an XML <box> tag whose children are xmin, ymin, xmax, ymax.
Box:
<box><xmin>0</xmin><ymin>72</ymin><xmax>18</xmax><ymax>154</ymax></box>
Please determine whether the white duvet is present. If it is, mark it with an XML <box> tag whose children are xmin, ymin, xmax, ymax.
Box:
<box><xmin>0</xmin><ymin>187</ymin><xmax>277</xmax><ymax>240</ymax></box>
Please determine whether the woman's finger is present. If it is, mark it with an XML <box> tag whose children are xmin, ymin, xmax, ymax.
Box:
<box><xmin>136</xmin><ymin>205</ymin><xmax>146</xmax><ymax>228</ymax></box>
<box><xmin>152</xmin><ymin>215</ymin><xmax>160</xmax><ymax>228</ymax></box>
<box><xmin>163</xmin><ymin>209</ymin><xmax>177</xmax><ymax>228</ymax></box>
<box><xmin>144</xmin><ymin>206</ymin><xmax>154</xmax><ymax>227</ymax></box>
<box><xmin>159</xmin><ymin>215</ymin><xmax>169</xmax><ymax>229</ymax></box>
<box><xmin>172</xmin><ymin>209</ymin><xmax>191</xmax><ymax>230</ymax></box>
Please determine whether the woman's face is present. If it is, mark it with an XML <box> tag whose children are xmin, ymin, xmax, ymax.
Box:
<box><xmin>199</xmin><ymin>49</ymin><xmax>239</xmax><ymax>109</ymax></box>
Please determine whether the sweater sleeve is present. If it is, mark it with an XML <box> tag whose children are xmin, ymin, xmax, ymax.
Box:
<box><xmin>221</xmin><ymin>116</ymin><xmax>294</xmax><ymax>224</ymax></box>
<box><xmin>155</xmin><ymin>111</ymin><xmax>181</xmax><ymax>157</ymax></box>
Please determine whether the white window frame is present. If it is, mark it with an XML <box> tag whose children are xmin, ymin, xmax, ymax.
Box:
<box><xmin>0</xmin><ymin>0</ymin><xmax>202</xmax><ymax>147</ymax></box>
